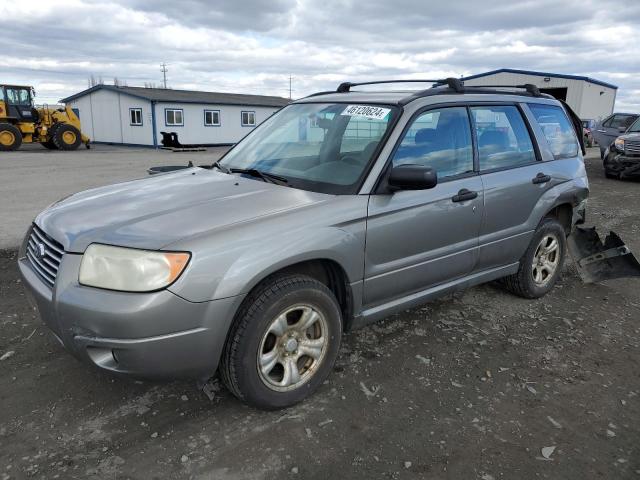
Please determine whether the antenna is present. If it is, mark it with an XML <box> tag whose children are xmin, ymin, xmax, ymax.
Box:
<box><xmin>289</xmin><ymin>75</ymin><xmax>293</xmax><ymax>100</ymax></box>
<box><xmin>160</xmin><ymin>63</ymin><xmax>168</xmax><ymax>89</ymax></box>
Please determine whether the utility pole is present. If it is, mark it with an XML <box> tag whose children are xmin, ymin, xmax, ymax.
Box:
<box><xmin>160</xmin><ymin>63</ymin><xmax>168</xmax><ymax>89</ymax></box>
<box><xmin>289</xmin><ymin>75</ymin><xmax>293</xmax><ymax>100</ymax></box>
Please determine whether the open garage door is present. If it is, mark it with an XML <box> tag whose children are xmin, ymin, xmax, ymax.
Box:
<box><xmin>540</xmin><ymin>87</ymin><xmax>568</xmax><ymax>101</ymax></box>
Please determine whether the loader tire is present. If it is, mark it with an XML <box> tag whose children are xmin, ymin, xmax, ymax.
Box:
<box><xmin>52</xmin><ymin>124</ymin><xmax>82</xmax><ymax>151</ymax></box>
<box><xmin>41</xmin><ymin>140</ymin><xmax>58</xmax><ymax>150</ymax></box>
<box><xmin>0</xmin><ymin>123</ymin><xmax>22</xmax><ymax>151</ymax></box>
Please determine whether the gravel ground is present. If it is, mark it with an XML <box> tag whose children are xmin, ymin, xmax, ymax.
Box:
<box><xmin>0</xmin><ymin>149</ymin><xmax>639</xmax><ymax>479</ymax></box>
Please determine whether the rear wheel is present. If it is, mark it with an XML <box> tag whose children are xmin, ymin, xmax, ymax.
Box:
<box><xmin>503</xmin><ymin>218</ymin><xmax>566</xmax><ymax>299</ymax></box>
<box><xmin>220</xmin><ymin>274</ymin><xmax>342</xmax><ymax>409</ymax></box>
<box><xmin>0</xmin><ymin>123</ymin><xmax>22</xmax><ymax>151</ymax></box>
<box><xmin>52</xmin><ymin>124</ymin><xmax>82</xmax><ymax>150</ymax></box>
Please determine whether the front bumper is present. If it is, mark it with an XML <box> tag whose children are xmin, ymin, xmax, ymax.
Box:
<box><xmin>604</xmin><ymin>151</ymin><xmax>640</xmax><ymax>177</ymax></box>
<box><xmin>18</xmin><ymin>252</ymin><xmax>244</xmax><ymax>380</ymax></box>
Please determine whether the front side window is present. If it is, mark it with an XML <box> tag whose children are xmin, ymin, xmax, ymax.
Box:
<box><xmin>165</xmin><ymin>109</ymin><xmax>183</xmax><ymax>126</ymax></box>
<box><xmin>529</xmin><ymin>104</ymin><xmax>578</xmax><ymax>159</ymax></box>
<box><xmin>6</xmin><ymin>88</ymin><xmax>31</xmax><ymax>106</ymax></box>
<box><xmin>392</xmin><ymin>107</ymin><xmax>473</xmax><ymax>179</ymax></box>
<box><xmin>471</xmin><ymin>105</ymin><xmax>536</xmax><ymax>171</ymax></box>
<box><xmin>204</xmin><ymin>109</ymin><xmax>220</xmax><ymax>126</ymax></box>
<box><xmin>130</xmin><ymin>108</ymin><xmax>142</xmax><ymax>126</ymax></box>
<box><xmin>219</xmin><ymin>103</ymin><xmax>398</xmax><ymax>194</ymax></box>
<box><xmin>241</xmin><ymin>111</ymin><xmax>256</xmax><ymax>127</ymax></box>
<box><xmin>603</xmin><ymin>114</ymin><xmax>637</xmax><ymax>129</ymax></box>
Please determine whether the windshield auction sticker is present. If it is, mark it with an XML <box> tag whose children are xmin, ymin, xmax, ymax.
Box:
<box><xmin>341</xmin><ymin>105</ymin><xmax>391</xmax><ymax>121</ymax></box>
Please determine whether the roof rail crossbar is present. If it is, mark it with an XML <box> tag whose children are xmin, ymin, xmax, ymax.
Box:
<box><xmin>336</xmin><ymin>78</ymin><xmax>456</xmax><ymax>93</ymax></box>
<box><xmin>460</xmin><ymin>83</ymin><xmax>542</xmax><ymax>97</ymax></box>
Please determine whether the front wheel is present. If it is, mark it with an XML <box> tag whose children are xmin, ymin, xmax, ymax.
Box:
<box><xmin>220</xmin><ymin>275</ymin><xmax>342</xmax><ymax>409</ymax></box>
<box><xmin>503</xmin><ymin>218</ymin><xmax>566</xmax><ymax>299</ymax></box>
<box><xmin>0</xmin><ymin>123</ymin><xmax>22</xmax><ymax>151</ymax></box>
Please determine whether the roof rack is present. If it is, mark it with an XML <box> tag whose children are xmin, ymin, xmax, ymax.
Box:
<box><xmin>336</xmin><ymin>77</ymin><xmax>464</xmax><ymax>93</ymax></box>
<box><xmin>302</xmin><ymin>80</ymin><xmax>550</xmax><ymax>105</ymax></box>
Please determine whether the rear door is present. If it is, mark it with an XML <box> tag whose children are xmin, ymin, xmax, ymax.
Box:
<box><xmin>471</xmin><ymin>104</ymin><xmax>549</xmax><ymax>271</ymax></box>
<box><xmin>594</xmin><ymin>114</ymin><xmax>638</xmax><ymax>150</ymax></box>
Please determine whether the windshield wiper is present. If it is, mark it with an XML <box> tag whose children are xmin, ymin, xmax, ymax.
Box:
<box><xmin>229</xmin><ymin>168</ymin><xmax>288</xmax><ymax>185</ymax></box>
<box><xmin>211</xmin><ymin>160</ymin><xmax>231</xmax><ymax>174</ymax></box>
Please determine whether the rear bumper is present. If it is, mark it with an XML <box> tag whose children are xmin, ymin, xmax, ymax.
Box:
<box><xmin>18</xmin><ymin>253</ymin><xmax>244</xmax><ymax>380</ymax></box>
<box><xmin>604</xmin><ymin>152</ymin><xmax>640</xmax><ymax>177</ymax></box>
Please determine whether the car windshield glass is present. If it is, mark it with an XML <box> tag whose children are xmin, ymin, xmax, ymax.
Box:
<box><xmin>628</xmin><ymin>117</ymin><xmax>640</xmax><ymax>133</ymax></box>
<box><xmin>219</xmin><ymin>103</ymin><xmax>398</xmax><ymax>194</ymax></box>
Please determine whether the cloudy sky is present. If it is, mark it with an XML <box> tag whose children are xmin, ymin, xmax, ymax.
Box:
<box><xmin>2</xmin><ymin>0</ymin><xmax>639</xmax><ymax>112</ymax></box>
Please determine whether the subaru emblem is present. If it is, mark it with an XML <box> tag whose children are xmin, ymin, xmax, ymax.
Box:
<box><xmin>36</xmin><ymin>243</ymin><xmax>46</xmax><ymax>259</ymax></box>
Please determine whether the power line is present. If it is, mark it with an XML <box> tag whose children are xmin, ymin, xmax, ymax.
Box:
<box><xmin>160</xmin><ymin>63</ymin><xmax>168</xmax><ymax>89</ymax></box>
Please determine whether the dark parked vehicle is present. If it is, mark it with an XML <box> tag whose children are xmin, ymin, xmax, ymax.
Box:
<box><xmin>603</xmin><ymin>116</ymin><xmax>640</xmax><ymax>178</ymax></box>
<box><xmin>581</xmin><ymin>119</ymin><xmax>596</xmax><ymax>147</ymax></box>
<box><xmin>19</xmin><ymin>78</ymin><xmax>606</xmax><ymax>409</ymax></box>
<box><xmin>593</xmin><ymin>113</ymin><xmax>639</xmax><ymax>158</ymax></box>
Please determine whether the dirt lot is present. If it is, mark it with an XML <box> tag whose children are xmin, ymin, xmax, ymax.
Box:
<box><xmin>0</xmin><ymin>149</ymin><xmax>639</xmax><ymax>479</ymax></box>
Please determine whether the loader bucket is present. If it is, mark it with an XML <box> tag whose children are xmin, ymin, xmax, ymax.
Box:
<box><xmin>567</xmin><ymin>227</ymin><xmax>640</xmax><ymax>283</ymax></box>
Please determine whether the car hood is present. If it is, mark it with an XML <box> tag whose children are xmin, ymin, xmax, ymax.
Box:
<box><xmin>619</xmin><ymin>132</ymin><xmax>640</xmax><ymax>141</ymax></box>
<box><xmin>36</xmin><ymin>168</ymin><xmax>329</xmax><ymax>253</ymax></box>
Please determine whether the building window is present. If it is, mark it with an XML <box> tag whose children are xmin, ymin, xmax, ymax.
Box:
<box><xmin>165</xmin><ymin>108</ymin><xmax>184</xmax><ymax>126</ymax></box>
<box><xmin>130</xmin><ymin>108</ymin><xmax>143</xmax><ymax>126</ymax></box>
<box><xmin>204</xmin><ymin>109</ymin><xmax>221</xmax><ymax>126</ymax></box>
<box><xmin>241</xmin><ymin>111</ymin><xmax>256</xmax><ymax>127</ymax></box>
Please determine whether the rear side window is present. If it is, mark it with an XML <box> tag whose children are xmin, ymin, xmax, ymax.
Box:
<box><xmin>391</xmin><ymin>107</ymin><xmax>473</xmax><ymax>179</ymax></box>
<box><xmin>470</xmin><ymin>105</ymin><xmax>536</xmax><ymax>171</ymax></box>
<box><xmin>529</xmin><ymin>104</ymin><xmax>578</xmax><ymax>159</ymax></box>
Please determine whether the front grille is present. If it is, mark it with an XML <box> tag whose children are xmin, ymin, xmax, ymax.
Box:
<box><xmin>625</xmin><ymin>140</ymin><xmax>640</xmax><ymax>156</ymax></box>
<box><xmin>26</xmin><ymin>225</ymin><xmax>65</xmax><ymax>287</ymax></box>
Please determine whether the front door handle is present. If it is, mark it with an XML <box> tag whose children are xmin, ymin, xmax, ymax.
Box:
<box><xmin>452</xmin><ymin>188</ymin><xmax>478</xmax><ymax>202</ymax></box>
<box><xmin>596</xmin><ymin>129</ymin><xmax>606</xmax><ymax>133</ymax></box>
<box><xmin>532</xmin><ymin>173</ymin><xmax>551</xmax><ymax>184</ymax></box>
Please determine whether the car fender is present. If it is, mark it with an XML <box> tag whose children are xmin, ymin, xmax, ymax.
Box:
<box><xmin>166</xmin><ymin>198</ymin><xmax>368</xmax><ymax>303</ymax></box>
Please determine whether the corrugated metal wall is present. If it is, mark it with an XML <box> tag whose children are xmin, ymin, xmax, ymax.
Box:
<box><xmin>463</xmin><ymin>72</ymin><xmax>615</xmax><ymax>119</ymax></box>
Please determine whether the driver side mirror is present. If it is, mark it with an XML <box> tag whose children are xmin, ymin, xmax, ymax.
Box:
<box><xmin>388</xmin><ymin>165</ymin><xmax>437</xmax><ymax>191</ymax></box>
<box><xmin>618</xmin><ymin>126</ymin><xmax>627</xmax><ymax>133</ymax></box>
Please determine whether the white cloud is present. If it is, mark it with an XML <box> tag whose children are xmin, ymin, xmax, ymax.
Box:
<box><xmin>1</xmin><ymin>0</ymin><xmax>639</xmax><ymax>111</ymax></box>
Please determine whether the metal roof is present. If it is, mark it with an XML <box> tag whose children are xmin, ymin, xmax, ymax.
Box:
<box><xmin>60</xmin><ymin>84</ymin><xmax>291</xmax><ymax>107</ymax></box>
<box><xmin>461</xmin><ymin>68</ymin><xmax>618</xmax><ymax>90</ymax></box>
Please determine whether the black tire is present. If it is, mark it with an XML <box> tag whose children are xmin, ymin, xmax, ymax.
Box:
<box><xmin>0</xmin><ymin>123</ymin><xmax>22</xmax><ymax>151</ymax></box>
<box><xmin>503</xmin><ymin>218</ymin><xmax>566</xmax><ymax>299</ymax></box>
<box><xmin>220</xmin><ymin>274</ymin><xmax>342</xmax><ymax>409</ymax></box>
<box><xmin>604</xmin><ymin>169</ymin><xmax>620</xmax><ymax>180</ymax></box>
<box><xmin>41</xmin><ymin>140</ymin><xmax>58</xmax><ymax>150</ymax></box>
<box><xmin>600</xmin><ymin>147</ymin><xmax>606</xmax><ymax>159</ymax></box>
<box><xmin>52</xmin><ymin>124</ymin><xmax>82</xmax><ymax>150</ymax></box>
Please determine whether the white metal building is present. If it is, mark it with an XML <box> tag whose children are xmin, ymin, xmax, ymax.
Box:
<box><xmin>60</xmin><ymin>85</ymin><xmax>290</xmax><ymax>147</ymax></box>
<box><xmin>461</xmin><ymin>69</ymin><xmax>617</xmax><ymax>120</ymax></box>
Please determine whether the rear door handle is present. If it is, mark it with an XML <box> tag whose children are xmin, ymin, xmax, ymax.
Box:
<box><xmin>532</xmin><ymin>173</ymin><xmax>551</xmax><ymax>184</ymax></box>
<box><xmin>452</xmin><ymin>188</ymin><xmax>478</xmax><ymax>202</ymax></box>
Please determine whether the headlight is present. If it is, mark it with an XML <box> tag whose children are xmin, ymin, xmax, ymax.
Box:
<box><xmin>79</xmin><ymin>244</ymin><xmax>190</xmax><ymax>292</ymax></box>
<box><xmin>614</xmin><ymin>137</ymin><xmax>625</xmax><ymax>152</ymax></box>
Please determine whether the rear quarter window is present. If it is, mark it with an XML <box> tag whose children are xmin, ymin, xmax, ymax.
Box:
<box><xmin>529</xmin><ymin>104</ymin><xmax>578</xmax><ymax>159</ymax></box>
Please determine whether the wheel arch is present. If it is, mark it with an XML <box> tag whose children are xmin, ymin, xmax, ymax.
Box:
<box><xmin>238</xmin><ymin>257</ymin><xmax>355</xmax><ymax>332</ymax></box>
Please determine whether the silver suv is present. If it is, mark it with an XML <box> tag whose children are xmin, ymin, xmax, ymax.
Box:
<box><xmin>19</xmin><ymin>79</ymin><xmax>589</xmax><ymax>409</ymax></box>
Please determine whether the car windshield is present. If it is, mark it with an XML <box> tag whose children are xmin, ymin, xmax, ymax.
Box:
<box><xmin>628</xmin><ymin>117</ymin><xmax>640</xmax><ymax>133</ymax></box>
<box><xmin>219</xmin><ymin>103</ymin><xmax>398</xmax><ymax>194</ymax></box>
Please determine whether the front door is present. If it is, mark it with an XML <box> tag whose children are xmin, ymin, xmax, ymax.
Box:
<box><xmin>364</xmin><ymin>106</ymin><xmax>483</xmax><ymax>307</ymax></box>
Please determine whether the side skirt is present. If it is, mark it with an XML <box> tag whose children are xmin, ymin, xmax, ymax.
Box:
<box><xmin>351</xmin><ymin>263</ymin><xmax>519</xmax><ymax>329</ymax></box>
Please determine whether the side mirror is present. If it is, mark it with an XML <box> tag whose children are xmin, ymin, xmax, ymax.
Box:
<box><xmin>388</xmin><ymin>165</ymin><xmax>437</xmax><ymax>191</ymax></box>
<box><xmin>618</xmin><ymin>126</ymin><xmax>627</xmax><ymax>133</ymax></box>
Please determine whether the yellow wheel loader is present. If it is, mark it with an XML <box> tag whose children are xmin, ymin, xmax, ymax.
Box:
<box><xmin>0</xmin><ymin>84</ymin><xmax>90</xmax><ymax>151</ymax></box>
